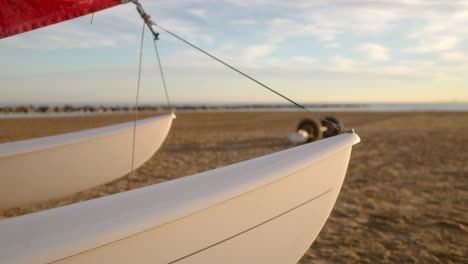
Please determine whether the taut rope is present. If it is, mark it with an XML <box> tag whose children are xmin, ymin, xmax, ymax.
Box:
<box><xmin>153</xmin><ymin>39</ymin><xmax>171</xmax><ymax>109</ymax></box>
<box><xmin>130</xmin><ymin>0</ymin><xmax>351</xmax><ymax>133</ymax></box>
<box><xmin>129</xmin><ymin>21</ymin><xmax>145</xmax><ymax>190</ymax></box>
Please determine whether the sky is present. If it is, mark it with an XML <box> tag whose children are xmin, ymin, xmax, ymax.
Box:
<box><xmin>1</xmin><ymin>0</ymin><xmax>468</xmax><ymax>105</ymax></box>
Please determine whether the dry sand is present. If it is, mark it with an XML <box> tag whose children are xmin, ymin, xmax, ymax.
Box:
<box><xmin>0</xmin><ymin>111</ymin><xmax>467</xmax><ymax>263</ymax></box>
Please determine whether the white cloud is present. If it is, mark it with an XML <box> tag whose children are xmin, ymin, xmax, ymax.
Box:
<box><xmin>329</xmin><ymin>55</ymin><xmax>359</xmax><ymax>71</ymax></box>
<box><xmin>379</xmin><ymin>66</ymin><xmax>416</xmax><ymax>75</ymax></box>
<box><xmin>402</xmin><ymin>2</ymin><xmax>468</xmax><ymax>55</ymax></box>
<box><xmin>356</xmin><ymin>43</ymin><xmax>390</xmax><ymax>61</ymax></box>
<box><xmin>244</xmin><ymin>44</ymin><xmax>274</xmax><ymax>59</ymax></box>
<box><xmin>224</xmin><ymin>0</ymin><xmax>272</xmax><ymax>7</ymax></box>
<box><xmin>404</xmin><ymin>36</ymin><xmax>458</xmax><ymax>53</ymax></box>
<box><xmin>440</xmin><ymin>51</ymin><xmax>468</xmax><ymax>62</ymax></box>
<box><xmin>291</xmin><ymin>56</ymin><xmax>315</xmax><ymax>64</ymax></box>
<box><xmin>186</xmin><ymin>8</ymin><xmax>207</xmax><ymax>20</ymax></box>
<box><xmin>230</xmin><ymin>19</ymin><xmax>257</xmax><ymax>26</ymax></box>
<box><xmin>158</xmin><ymin>18</ymin><xmax>215</xmax><ymax>46</ymax></box>
<box><xmin>361</xmin><ymin>59</ymin><xmax>447</xmax><ymax>80</ymax></box>
<box><xmin>268</xmin><ymin>18</ymin><xmax>339</xmax><ymax>44</ymax></box>
<box><xmin>256</xmin><ymin>0</ymin><xmax>468</xmax><ymax>54</ymax></box>
<box><xmin>3</xmin><ymin>0</ymin><xmax>468</xmax><ymax>104</ymax></box>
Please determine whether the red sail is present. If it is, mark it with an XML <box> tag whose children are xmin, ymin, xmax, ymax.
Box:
<box><xmin>0</xmin><ymin>0</ymin><xmax>127</xmax><ymax>39</ymax></box>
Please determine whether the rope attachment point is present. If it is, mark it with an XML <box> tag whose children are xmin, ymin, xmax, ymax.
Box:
<box><xmin>131</xmin><ymin>0</ymin><xmax>159</xmax><ymax>40</ymax></box>
<box><xmin>128</xmin><ymin>0</ymin><xmax>354</xmax><ymax>134</ymax></box>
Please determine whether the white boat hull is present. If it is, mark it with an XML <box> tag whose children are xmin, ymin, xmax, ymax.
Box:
<box><xmin>0</xmin><ymin>113</ymin><xmax>175</xmax><ymax>210</ymax></box>
<box><xmin>0</xmin><ymin>133</ymin><xmax>360</xmax><ymax>264</ymax></box>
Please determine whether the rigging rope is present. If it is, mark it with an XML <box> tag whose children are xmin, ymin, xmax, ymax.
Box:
<box><xmin>132</xmin><ymin>0</ymin><xmax>171</xmax><ymax>109</ymax></box>
<box><xmin>90</xmin><ymin>0</ymin><xmax>95</xmax><ymax>24</ymax></box>
<box><xmin>153</xmin><ymin>39</ymin><xmax>172</xmax><ymax>108</ymax></box>
<box><xmin>130</xmin><ymin>0</ymin><xmax>347</xmax><ymax>132</ymax></box>
<box><xmin>152</xmin><ymin>23</ymin><xmax>346</xmax><ymax>132</ymax></box>
<box><xmin>154</xmin><ymin>24</ymin><xmax>308</xmax><ymax>112</ymax></box>
<box><xmin>129</xmin><ymin>21</ymin><xmax>146</xmax><ymax>190</ymax></box>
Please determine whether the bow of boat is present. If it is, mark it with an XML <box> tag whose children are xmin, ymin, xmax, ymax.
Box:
<box><xmin>0</xmin><ymin>133</ymin><xmax>359</xmax><ymax>264</ymax></box>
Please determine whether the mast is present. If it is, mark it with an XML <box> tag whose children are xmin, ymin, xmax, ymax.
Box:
<box><xmin>0</xmin><ymin>0</ymin><xmax>130</xmax><ymax>39</ymax></box>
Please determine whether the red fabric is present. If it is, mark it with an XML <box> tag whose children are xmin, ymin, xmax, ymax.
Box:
<box><xmin>0</xmin><ymin>0</ymin><xmax>123</xmax><ymax>39</ymax></box>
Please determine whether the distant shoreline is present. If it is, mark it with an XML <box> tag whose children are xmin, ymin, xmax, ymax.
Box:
<box><xmin>0</xmin><ymin>104</ymin><xmax>367</xmax><ymax>114</ymax></box>
<box><xmin>0</xmin><ymin>102</ymin><xmax>467</xmax><ymax>116</ymax></box>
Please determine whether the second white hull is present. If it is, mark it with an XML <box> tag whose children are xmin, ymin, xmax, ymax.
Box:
<box><xmin>0</xmin><ymin>113</ymin><xmax>175</xmax><ymax>210</ymax></box>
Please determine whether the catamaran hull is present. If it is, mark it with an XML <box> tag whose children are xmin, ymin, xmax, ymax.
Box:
<box><xmin>0</xmin><ymin>113</ymin><xmax>175</xmax><ymax>210</ymax></box>
<box><xmin>59</xmin><ymin>147</ymin><xmax>352</xmax><ymax>264</ymax></box>
<box><xmin>0</xmin><ymin>133</ymin><xmax>360</xmax><ymax>264</ymax></box>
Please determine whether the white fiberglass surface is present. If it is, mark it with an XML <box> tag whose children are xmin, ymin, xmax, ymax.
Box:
<box><xmin>0</xmin><ymin>133</ymin><xmax>359</xmax><ymax>264</ymax></box>
<box><xmin>0</xmin><ymin>113</ymin><xmax>175</xmax><ymax>209</ymax></box>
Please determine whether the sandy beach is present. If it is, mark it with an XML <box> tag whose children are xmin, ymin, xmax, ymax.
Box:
<box><xmin>0</xmin><ymin>111</ymin><xmax>467</xmax><ymax>263</ymax></box>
